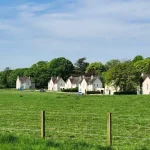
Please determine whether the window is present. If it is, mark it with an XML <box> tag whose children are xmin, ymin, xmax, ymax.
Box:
<box><xmin>97</xmin><ymin>84</ymin><xmax>98</xmax><ymax>87</ymax></box>
<box><xmin>147</xmin><ymin>84</ymin><xmax>149</xmax><ymax>90</ymax></box>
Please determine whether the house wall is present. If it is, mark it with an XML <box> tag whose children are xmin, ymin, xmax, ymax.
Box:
<box><xmin>79</xmin><ymin>77</ymin><xmax>103</xmax><ymax>94</ymax></box>
<box><xmin>91</xmin><ymin>78</ymin><xmax>103</xmax><ymax>91</ymax></box>
<box><xmin>79</xmin><ymin>79</ymin><xmax>88</xmax><ymax>94</ymax></box>
<box><xmin>48</xmin><ymin>78</ymin><xmax>65</xmax><ymax>91</ymax></box>
<box><xmin>21</xmin><ymin>79</ymin><xmax>31</xmax><ymax>89</ymax></box>
<box><xmin>16</xmin><ymin>78</ymin><xmax>32</xmax><ymax>89</ymax></box>
<box><xmin>16</xmin><ymin>78</ymin><xmax>21</xmax><ymax>89</ymax></box>
<box><xmin>72</xmin><ymin>84</ymin><xmax>77</xmax><ymax>88</ymax></box>
<box><xmin>105</xmin><ymin>84</ymin><xmax>118</xmax><ymax>95</ymax></box>
<box><xmin>48</xmin><ymin>80</ymin><xmax>54</xmax><ymax>91</ymax></box>
<box><xmin>142</xmin><ymin>77</ymin><xmax>150</xmax><ymax>94</ymax></box>
<box><xmin>57</xmin><ymin>78</ymin><xmax>65</xmax><ymax>91</ymax></box>
<box><xmin>66</xmin><ymin>80</ymin><xmax>72</xmax><ymax>89</ymax></box>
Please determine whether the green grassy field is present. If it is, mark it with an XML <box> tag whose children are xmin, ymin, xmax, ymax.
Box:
<box><xmin>0</xmin><ymin>89</ymin><xmax>150</xmax><ymax>150</ymax></box>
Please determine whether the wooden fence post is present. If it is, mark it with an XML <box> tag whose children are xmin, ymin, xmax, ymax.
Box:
<box><xmin>41</xmin><ymin>111</ymin><xmax>45</xmax><ymax>139</ymax></box>
<box><xmin>107</xmin><ymin>113</ymin><xmax>112</xmax><ymax>146</ymax></box>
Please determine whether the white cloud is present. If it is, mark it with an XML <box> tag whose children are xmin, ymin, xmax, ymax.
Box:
<box><xmin>0</xmin><ymin>0</ymin><xmax>150</xmax><ymax>70</ymax></box>
<box><xmin>11</xmin><ymin>0</ymin><xmax>150</xmax><ymax>40</ymax></box>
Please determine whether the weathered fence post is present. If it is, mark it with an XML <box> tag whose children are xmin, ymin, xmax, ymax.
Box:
<box><xmin>107</xmin><ymin>112</ymin><xmax>112</xmax><ymax>146</ymax></box>
<box><xmin>41</xmin><ymin>111</ymin><xmax>45</xmax><ymax>139</ymax></box>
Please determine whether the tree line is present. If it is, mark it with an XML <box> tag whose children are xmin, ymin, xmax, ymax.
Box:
<box><xmin>0</xmin><ymin>55</ymin><xmax>150</xmax><ymax>92</ymax></box>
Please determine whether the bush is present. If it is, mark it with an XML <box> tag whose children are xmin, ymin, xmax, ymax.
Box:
<box><xmin>61</xmin><ymin>87</ymin><xmax>78</xmax><ymax>92</ymax></box>
<box><xmin>0</xmin><ymin>84</ymin><xmax>6</xmax><ymax>89</ymax></box>
<box><xmin>114</xmin><ymin>91</ymin><xmax>137</xmax><ymax>95</ymax></box>
<box><xmin>87</xmin><ymin>91</ymin><xmax>101</xmax><ymax>94</ymax></box>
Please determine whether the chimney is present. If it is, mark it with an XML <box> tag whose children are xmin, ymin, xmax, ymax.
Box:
<box><xmin>141</xmin><ymin>73</ymin><xmax>145</xmax><ymax>77</ymax></box>
<box><xmin>82</xmin><ymin>75</ymin><xmax>85</xmax><ymax>78</ymax></box>
<box><xmin>70</xmin><ymin>76</ymin><xmax>73</xmax><ymax>79</ymax></box>
<box><xmin>91</xmin><ymin>75</ymin><xmax>94</xmax><ymax>79</ymax></box>
<box><xmin>17</xmin><ymin>76</ymin><xmax>19</xmax><ymax>80</ymax></box>
<box><xmin>79</xmin><ymin>76</ymin><xmax>82</xmax><ymax>80</ymax></box>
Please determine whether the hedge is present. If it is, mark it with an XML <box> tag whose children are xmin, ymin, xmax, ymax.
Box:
<box><xmin>114</xmin><ymin>91</ymin><xmax>137</xmax><ymax>95</ymax></box>
<box><xmin>61</xmin><ymin>87</ymin><xmax>78</xmax><ymax>92</ymax></box>
<box><xmin>87</xmin><ymin>91</ymin><xmax>101</xmax><ymax>94</ymax></box>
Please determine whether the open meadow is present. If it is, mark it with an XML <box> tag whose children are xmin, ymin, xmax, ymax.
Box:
<box><xmin>0</xmin><ymin>89</ymin><xmax>150</xmax><ymax>150</ymax></box>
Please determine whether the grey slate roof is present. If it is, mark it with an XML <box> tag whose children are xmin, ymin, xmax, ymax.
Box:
<box><xmin>141</xmin><ymin>74</ymin><xmax>150</xmax><ymax>80</ymax></box>
<box><xmin>19</xmin><ymin>77</ymin><xmax>34</xmax><ymax>84</ymax></box>
<box><xmin>79</xmin><ymin>76</ymin><xmax>98</xmax><ymax>84</ymax></box>
<box><xmin>68</xmin><ymin>76</ymin><xmax>82</xmax><ymax>84</ymax></box>
<box><xmin>51</xmin><ymin>77</ymin><xmax>60</xmax><ymax>84</ymax></box>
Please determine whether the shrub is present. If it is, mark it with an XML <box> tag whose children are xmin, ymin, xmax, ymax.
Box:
<box><xmin>114</xmin><ymin>91</ymin><xmax>137</xmax><ymax>95</ymax></box>
<box><xmin>87</xmin><ymin>91</ymin><xmax>101</xmax><ymax>94</ymax></box>
<box><xmin>61</xmin><ymin>87</ymin><xmax>78</xmax><ymax>92</ymax></box>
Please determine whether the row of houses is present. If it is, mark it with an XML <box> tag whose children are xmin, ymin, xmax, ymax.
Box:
<box><xmin>48</xmin><ymin>75</ymin><xmax>104</xmax><ymax>94</ymax></box>
<box><xmin>16</xmin><ymin>74</ymin><xmax>150</xmax><ymax>95</ymax></box>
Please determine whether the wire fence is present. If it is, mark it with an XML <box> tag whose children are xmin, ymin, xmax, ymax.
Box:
<box><xmin>0</xmin><ymin>110</ymin><xmax>150</xmax><ymax>149</ymax></box>
<box><xmin>112</xmin><ymin>114</ymin><xmax>150</xmax><ymax>149</ymax></box>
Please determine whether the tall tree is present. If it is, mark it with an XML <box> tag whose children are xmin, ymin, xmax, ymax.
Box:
<box><xmin>74</xmin><ymin>57</ymin><xmax>89</xmax><ymax>75</ymax></box>
<box><xmin>86</xmin><ymin>62</ymin><xmax>106</xmax><ymax>75</ymax></box>
<box><xmin>103</xmin><ymin>61</ymin><xmax>139</xmax><ymax>92</ymax></box>
<box><xmin>8</xmin><ymin>68</ymin><xmax>28</xmax><ymax>88</ymax></box>
<box><xmin>1</xmin><ymin>67</ymin><xmax>12</xmax><ymax>88</ymax></box>
<box><xmin>105</xmin><ymin>59</ymin><xmax>120</xmax><ymax>70</ymax></box>
<box><xmin>134</xmin><ymin>59</ymin><xmax>150</xmax><ymax>74</ymax></box>
<box><xmin>27</xmin><ymin>61</ymin><xmax>49</xmax><ymax>88</ymax></box>
<box><xmin>48</xmin><ymin>57</ymin><xmax>74</xmax><ymax>80</ymax></box>
<box><xmin>132</xmin><ymin>55</ymin><xmax>144</xmax><ymax>63</ymax></box>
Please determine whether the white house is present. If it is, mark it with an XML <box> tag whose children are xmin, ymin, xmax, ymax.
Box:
<box><xmin>78</xmin><ymin>75</ymin><xmax>104</xmax><ymax>94</ymax></box>
<box><xmin>16</xmin><ymin>76</ymin><xmax>35</xmax><ymax>89</ymax></box>
<box><xmin>65</xmin><ymin>76</ymin><xmax>82</xmax><ymax>89</ymax></box>
<box><xmin>48</xmin><ymin>77</ymin><xmax>65</xmax><ymax>91</ymax></box>
<box><xmin>142</xmin><ymin>77</ymin><xmax>150</xmax><ymax>95</ymax></box>
<box><xmin>104</xmin><ymin>84</ymin><xmax>119</xmax><ymax>95</ymax></box>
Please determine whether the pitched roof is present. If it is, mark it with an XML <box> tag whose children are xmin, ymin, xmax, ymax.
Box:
<box><xmin>19</xmin><ymin>77</ymin><xmax>34</xmax><ymax>84</ymax></box>
<box><xmin>51</xmin><ymin>77</ymin><xmax>63</xmax><ymax>84</ymax></box>
<box><xmin>79</xmin><ymin>76</ymin><xmax>98</xmax><ymax>84</ymax></box>
<box><xmin>68</xmin><ymin>76</ymin><xmax>82</xmax><ymax>84</ymax></box>
<box><xmin>141</xmin><ymin>73</ymin><xmax>150</xmax><ymax>80</ymax></box>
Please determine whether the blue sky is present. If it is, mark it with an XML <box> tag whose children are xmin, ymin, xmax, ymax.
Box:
<box><xmin>0</xmin><ymin>0</ymin><xmax>150</xmax><ymax>71</ymax></box>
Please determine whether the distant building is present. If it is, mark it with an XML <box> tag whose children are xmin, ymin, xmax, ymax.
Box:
<box><xmin>142</xmin><ymin>76</ymin><xmax>150</xmax><ymax>95</ymax></box>
<box><xmin>78</xmin><ymin>75</ymin><xmax>104</xmax><ymax>94</ymax></box>
<box><xmin>65</xmin><ymin>76</ymin><xmax>82</xmax><ymax>89</ymax></box>
<box><xmin>104</xmin><ymin>83</ymin><xmax>119</xmax><ymax>95</ymax></box>
<box><xmin>141</xmin><ymin>73</ymin><xmax>150</xmax><ymax>95</ymax></box>
<box><xmin>48</xmin><ymin>76</ymin><xmax>65</xmax><ymax>91</ymax></box>
<box><xmin>16</xmin><ymin>76</ymin><xmax>35</xmax><ymax>89</ymax></box>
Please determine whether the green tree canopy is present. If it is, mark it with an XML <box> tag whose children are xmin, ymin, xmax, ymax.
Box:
<box><xmin>8</xmin><ymin>68</ymin><xmax>28</xmax><ymax>88</ymax></box>
<box><xmin>74</xmin><ymin>57</ymin><xmax>89</xmax><ymax>75</ymax></box>
<box><xmin>103</xmin><ymin>61</ymin><xmax>139</xmax><ymax>92</ymax></box>
<box><xmin>27</xmin><ymin>61</ymin><xmax>49</xmax><ymax>88</ymax></box>
<box><xmin>86</xmin><ymin>62</ymin><xmax>106</xmax><ymax>76</ymax></box>
<box><xmin>132</xmin><ymin>55</ymin><xmax>144</xmax><ymax>63</ymax></box>
<box><xmin>105</xmin><ymin>59</ymin><xmax>120</xmax><ymax>70</ymax></box>
<box><xmin>134</xmin><ymin>59</ymin><xmax>150</xmax><ymax>74</ymax></box>
<box><xmin>48</xmin><ymin>57</ymin><xmax>74</xmax><ymax>80</ymax></box>
<box><xmin>1</xmin><ymin>67</ymin><xmax>12</xmax><ymax>88</ymax></box>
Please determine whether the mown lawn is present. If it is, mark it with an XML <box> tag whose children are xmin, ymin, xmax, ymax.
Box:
<box><xmin>0</xmin><ymin>89</ymin><xmax>150</xmax><ymax>150</ymax></box>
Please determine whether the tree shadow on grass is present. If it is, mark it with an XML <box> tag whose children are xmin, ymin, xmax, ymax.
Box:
<box><xmin>0</xmin><ymin>134</ymin><xmax>19</xmax><ymax>143</ymax></box>
<box><xmin>46</xmin><ymin>140</ymin><xmax>112</xmax><ymax>150</ymax></box>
